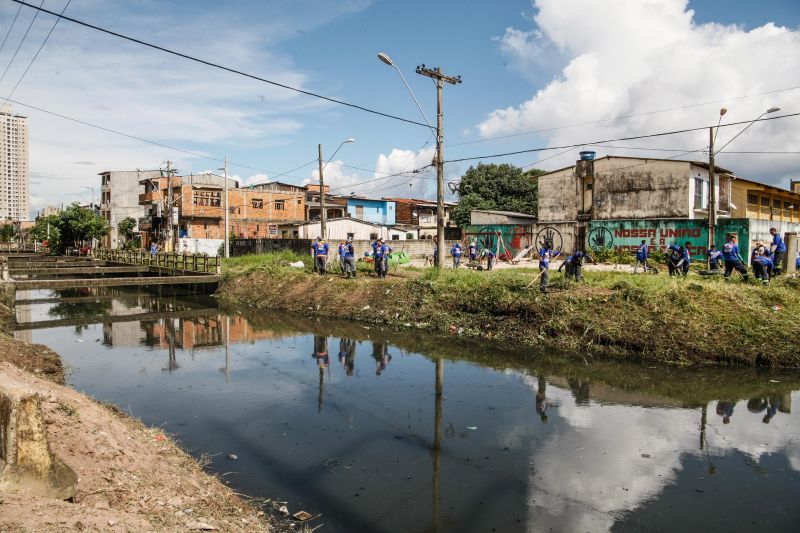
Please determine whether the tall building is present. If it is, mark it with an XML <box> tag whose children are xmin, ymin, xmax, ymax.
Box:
<box><xmin>0</xmin><ymin>105</ymin><xmax>29</xmax><ymax>221</ymax></box>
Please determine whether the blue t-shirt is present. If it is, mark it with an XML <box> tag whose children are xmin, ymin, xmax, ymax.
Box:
<box><xmin>796</xmin><ymin>254</ymin><xmax>800</xmax><ymax>268</ymax></box>
<box><xmin>636</xmin><ymin>244</ymin><xmax>648</xmax><ymax>261</ymax></box>
<box><xmin>722</xmin><ymin>242</ymin><xmax>740</xmax><ymax>262</ymax></box>
<box><xmin>312</xmin><ymin>242</ymin><xmax>329</xmax><ymax>256</ymax></box>
<box><xmin>707</xmin><ymin>250</ymin><xmax>722</xmax><ymax>264</ymax></box>
<box><xmin>468</xmin><ymin>244</ymin><xmax>477</xmax><ymax>257</ymax></box>
<box><xmin>338</xmin><ymin>244</ymin><xmax>346</xmax><ymax>256</ymax></box>
<box><xmin>451</xmin><ymin>244</ymin><xmax>462</xmax><ymax>257</ymax></box>
<box><xmin>772</xmin><ymin>234</ymin><xmax>787</xmax><ymax>253</ymax></box>
<box><xmin>374</xmin><ymin>244</ymin><xmax>391</xmax><ymax>258</ymax></box>
<box><xmin>344</xmin><ymin>243</ymin><xmax>355</xmax><ymax>258</ymax></box>
<box><xmin>681</xmin><ymin>248</ymin><xmax>691</xmax><ymax>264</ymax></box>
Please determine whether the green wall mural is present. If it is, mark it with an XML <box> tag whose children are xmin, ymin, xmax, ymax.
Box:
<box><xmin>588</xmin><ymin>219</ymin><xmax>750</xmax><ymax>261</ymax></box>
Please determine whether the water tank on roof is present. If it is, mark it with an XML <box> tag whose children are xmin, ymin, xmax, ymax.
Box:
<box><xmin>579</xmin><ymin>151</ymin><xmax>596</xmax><ymax>161</ymax></box>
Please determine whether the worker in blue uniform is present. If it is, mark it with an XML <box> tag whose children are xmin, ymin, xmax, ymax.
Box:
<box><xmin>722</xmin><ymin>235</ymin><xmax>748</xmax><ymax>281</ymax></box>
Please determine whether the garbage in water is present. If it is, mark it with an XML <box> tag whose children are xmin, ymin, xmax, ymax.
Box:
<box><xmin>466</xmin><ymin>426</ymin><xmax>477</xmax><ymax>431</ymax></box>
<box><xmin>293</xmin><ymin>511</ymin><xmax>312</xmax><ymax>521</ymax></box>
<box><xmin>278</xmin><ymin>505</ymin><xmax>289</xmax><ymax>517</ymax></box>
<box><xmin>227</xmin><ymin>453</ymin><xmax>238</xmax><ymax>460</ymax></box>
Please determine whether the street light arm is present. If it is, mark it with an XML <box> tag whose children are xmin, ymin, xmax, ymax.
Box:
<box><xmin>388</xmin><ymin>63</ymin><xmax>435</xmax><ymax>134</ymax></box>
<box><xmin>714</xmin><ymin>108</ymin><xmax>779</xmax><ymax>155</ymax></box>
<box><xmin>321</xmin><ymin>139</ymin><xmax>355</xmax><ymax>173</ymax></box>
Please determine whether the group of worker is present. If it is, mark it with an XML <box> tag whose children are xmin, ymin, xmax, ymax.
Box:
<box><xmin>535</xmin><ymin>247</ymin><xmax>596</xmax><ymax>293</ymax></box>
<box><xmin>310</xmin><ymin>236</ymin><xmax>392</xmax><ymax>278</ymax></box>
<box><xmin>633</xmin><ymin>228</ymin><xmax>795</xmax><ymax>285</ymax></box>
<box><xmin>442</xmin><ymin>239</ymin><xmax>497</xmax><ymax>270</ymax></box>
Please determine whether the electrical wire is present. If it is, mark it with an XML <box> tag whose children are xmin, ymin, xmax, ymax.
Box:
<box><xmin>10</xmin><ymin>0</ymin><xmax>429</xmax><ymax>128</ymax></box>
<box><xmin>0</xmin><ymin>95</ymin><xmax>311</xmax><ymax>181</ymax></box>
<box><xmin>443</xmin><ymin>113</ymin><xmax>800</xmax><ymax>164</ymax></box>
<box><xmin>447</xmin><ymin>85</ymin><xmax>800</xmax><ymax>148</ymax></box>
<box><xmin>0</xmin><ymin>2</ymin><xmax>24</xmax><ymax>57</ymax></box>
<box><xmin>0</xmin><ymin>0</ymin><xmax>44</xmax><ymax>86</ymax></box>
<box><xmin>0</xmin><ymin>0</ymin><xmax>71</xmax><ymax>111</ymax></box>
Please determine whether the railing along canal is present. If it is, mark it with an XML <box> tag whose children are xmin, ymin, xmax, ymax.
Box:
<box><xmin>93</xmin><ymin>249</ymin><xmax>221</xmax><ymax>275</ymax></box>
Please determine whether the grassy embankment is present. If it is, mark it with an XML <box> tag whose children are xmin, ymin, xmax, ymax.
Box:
<box><xmin>218</xmin><ymin>251</ymin><xmax>800</xmax><ymax>367</ymax></box>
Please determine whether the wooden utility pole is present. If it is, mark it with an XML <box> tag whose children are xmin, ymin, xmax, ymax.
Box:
<box><xmin>416</xmin><ymin>65</ymin><xmax>461</xmax><ymax>267</ymax></box>
<box><xmin>318</xmin><ymin>143</ymin><xmax>326</xmax><ymax>239</ymax></box>
<box><xmin>223</xmin><ymin>156</ymin><xmax>229</xmax><ymax>258</ymax></box>
<box><xmin>707</xmin><ymin>127</ymin><xmax>715</xmax><ymax>268</ymax></box>
<box><xmin>166</xmin><ymin>161</ymin><xmax>173</xmax><ymax>252</ymax></box>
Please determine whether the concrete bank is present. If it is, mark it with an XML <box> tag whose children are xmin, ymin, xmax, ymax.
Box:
<box><xmin>215</xmin><ymin>266</ymin><xmax>800</xmax><ymax>367</ymax></box>
<box><xmin>0</xmin><ymin>292</ymin><xmax>282</xmax><ymax>532</ymax></box>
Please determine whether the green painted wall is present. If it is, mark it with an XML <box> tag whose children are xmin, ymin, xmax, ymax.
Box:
<box><xmin>588</xmin><ymin>219</ymin><xmax>750</xmax><ymax>261</ymax></box>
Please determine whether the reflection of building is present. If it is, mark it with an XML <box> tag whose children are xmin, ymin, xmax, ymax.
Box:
<box><xmin>0</xmin><ymin>105</ymin><xmax>29</xmax><ymax>221</ymax></box>
<box><xmin>143</xmin><ymin>315</ymin><xmax>278</xmax><ymax>350</ymax></box>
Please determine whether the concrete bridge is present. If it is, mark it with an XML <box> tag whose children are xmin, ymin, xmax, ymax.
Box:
<box><xmin>1</xmin><ymin>250</ymin><xmax>222</xmax><ymax>291</ymax></box>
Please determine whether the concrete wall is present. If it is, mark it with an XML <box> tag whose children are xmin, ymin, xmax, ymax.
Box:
<box><xmin>231</xmin><ymin>238</ymin><xmax>459</xmax><ymax>258</ymax></box>
<box><xmin>537</xmin><ymin>167</ymin><xmax>578</xmax><ymax>223</ymax></box>
<box><xmin>464</xmin><ymin>222</ymin><xmax>578</xmax><ymax>259</ymax></box>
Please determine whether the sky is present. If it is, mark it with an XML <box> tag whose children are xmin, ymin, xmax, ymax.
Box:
<box><xmin>0</xmin><ymin>0</ymin><xmax>798</xmax><ymax>218</ymax></box>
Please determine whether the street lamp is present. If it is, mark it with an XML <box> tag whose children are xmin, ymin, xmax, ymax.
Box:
<box><xmin>318</xmin><ymin>138</ymin><xmax>355</xmax><ymax>238</ymax></box>
<box><xmin>218</xmin><ymin>157</ymin><xmax>230</xmax><ymax>258</ymax></box>
<box><xmin>707</xmin><ymin>106</ymin><xmax>780</xmax><ymax>266</ymax></box>
<box><xmin>378</xmin><ymin>52</ymin><xmax>461</xmax><ymax>268</ymax></box>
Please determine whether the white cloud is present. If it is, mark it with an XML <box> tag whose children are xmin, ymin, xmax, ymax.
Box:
<box><xmin>480</xmin><ymin>0</ymin><xmax>800</xmax><ymax>185</ymax></box>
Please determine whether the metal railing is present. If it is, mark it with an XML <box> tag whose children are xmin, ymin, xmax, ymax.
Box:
<box><xmin>92</xmin><ymin>249</ymin><xmax>221</xmax><ymax>274</ymax></box>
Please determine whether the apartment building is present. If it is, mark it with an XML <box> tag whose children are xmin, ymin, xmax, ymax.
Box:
<box><xmin>0</xmin><ymin>105</ymin><xmax>29</xmax><ymax>221</ymax></box>
<box><xmin>99</xmin><ymin>169</ymin><xmax>163</xmax><ymax>248</ymax></box>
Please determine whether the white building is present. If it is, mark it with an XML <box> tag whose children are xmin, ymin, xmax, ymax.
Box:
<box><xmin>296</xmin><ymin>217</ymin><xmax>417</xmax><ymax>241</ymax></box>
<box><xmin>0</xmin><ymin>105</ymin><xmax>29</xmax><ymax>221</ymax></box>
<box><xmin>99</xmin><ymin>169</ymin><xmax>163</xmax><ymax>248</ymax></box>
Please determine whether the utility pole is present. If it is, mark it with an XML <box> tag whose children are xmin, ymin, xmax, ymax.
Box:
<box><xmin>166</xmin><ymin>161</ymin><xmax>174</xmax><ymax>252</ymax></box>
<box><xmin>416</xmin><ymin>65</ymin><xmax>461</xmax><ymax>267</ymax></box>
<box><xmin>707</xmin><ymin>127</ymin><xmax>715</xmax><ymax>268</ymax></box>
<box><xmin>224</xmin><ymin>156</ymin><xmax>230</xmax><ymax>258</ymax></box>
<box><xmin>318</xmin><ymin>144</ymin><xmax>326</xmax><ymax>239</ymax></box>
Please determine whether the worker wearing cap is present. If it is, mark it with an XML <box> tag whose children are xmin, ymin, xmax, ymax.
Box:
<box><xmin>373</xmin><ymin>238</ymin><xmax>392</xmax><ymax>278</ymax></box>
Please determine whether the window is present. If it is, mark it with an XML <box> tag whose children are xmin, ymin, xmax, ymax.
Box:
<box><xmin>761</xmin><ymin>197</ymin><xmax>770</xmax><ymax>207</ymax></box>
<box><xmin>693</xmin><ymin>178</ymin><xmax>704</xmax><ymax>209</ymax></box>
<box><xmin>251</xmin><ymin>198</ymin><xmax>264</xmax><ymax>209</ymax></box>
<box><xmin>369</xmin><ymin>232</ymin><xmax>378</xmax><ymax>240</ymax></box>
<box><xmin>193</xmin><ymin>190</ymin><xmax>221</xmax><ymax>207</ymax></box>
<box><xmin>274</xmin><ymin>199</ymin><xmax>285</xmax><ymax>210</ymax></box>
<box><xmin>347</xmin><ymin>232</ymin><xmax>354</xmax><ymax>240</ymax></box>
<box><xmin>747</xmin><ymin>193</ymin><xmax>758</xmax><ymax>206</ymax></box>
<box><xmin>356</xmin><ymin>205</ymin><xmax>364</xmax><ymax>219</ymax></box>
<box><xmin>391</xmin><ymin>235</ymin><xmax>400</xmax><ymax>240</ymax></box>
<box><xmin>773</xmin><ymin>199</ymin><xmax>781</xmax><ymax>209</ymax></box>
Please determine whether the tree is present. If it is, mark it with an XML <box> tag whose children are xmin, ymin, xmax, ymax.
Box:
<box><xmin>31</xmin><ymin>204</ymin><xmax>110</xmax><ymax>254</ymax></box>
<box><xmin>117</xmin><ymin>216</ymin><xmax>140</xmax><ymax>249</ymax></box>
<box><xmin>0</xmin><ymin>223</ymin><xmax>15</xmax><ymax>242</ymax></box>
<box><xmin>450</xmin><ymin>163</ymin><xmax>544</xmax><ymax>227</ymax></box>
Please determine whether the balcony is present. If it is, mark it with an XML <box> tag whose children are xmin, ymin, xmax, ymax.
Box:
<box><xmin>139</xmin><ymin>191</ymin><xmax>164</xmax><ymax>204</ymax></box>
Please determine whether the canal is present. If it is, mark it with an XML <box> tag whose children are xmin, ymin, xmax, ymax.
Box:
<box><xmin>12</xmin><ymin>287</ymin><xmax>800</xmax><ymax>532</ymax></box>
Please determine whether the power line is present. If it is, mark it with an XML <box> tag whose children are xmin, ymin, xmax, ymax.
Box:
<box><xmin>0</xmin><ymin>2</ymin><xmax>23</xmax><ymax>57</ymax></box>
<box><xmin>1</xmin><ymin>95</ymin><xmax>312</xmax><ymax>181</ymax></box>
<box><xmin>443</xmin><ymin>113</ymin><xmax>800</xmax><ymax>164</ymax></box>
<box><xmin>0</xmin><ymin>0</ymin><xmax>44</xmax><ymax>86</ymax></box>
<box><xmin>1</xmin><ymin>0</ymin><xmax>71</xmax><ymax>110</ymax></box>
<box><xmin>447</xmin><ymin>85</ymin><xmax>800</xmax><ymax>148</ymax></box>
<box><xmin>10</xmin><ymin>0</ymin><xmax>429</xmax><ymax>128</ymax></box>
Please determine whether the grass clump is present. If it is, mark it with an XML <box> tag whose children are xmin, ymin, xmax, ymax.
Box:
<box><xmin>221</xmin><ymin>251</ymin><xmax>311</xmax><ymax>278</ymax></box>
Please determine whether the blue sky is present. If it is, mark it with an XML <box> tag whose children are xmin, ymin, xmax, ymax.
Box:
<box><xmin>0</xmin><ymin>0</ymin><xmax>798</xmax><ymax>216</ymax></box>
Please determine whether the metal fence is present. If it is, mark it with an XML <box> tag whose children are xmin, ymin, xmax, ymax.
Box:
<box><xmin>93</xmin><ymin>248</ymin><xmax>220</xmax><ymax>274</ymax></box>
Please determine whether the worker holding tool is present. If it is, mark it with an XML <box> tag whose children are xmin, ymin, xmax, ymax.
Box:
<box><xmin>722</xmin><ymin>234</ymin><xmax>748</xmax><ymax>281</ymax></box>
<box><xmin>481</xmin><ymin>247</ymin><xmax>496</xmax><ymax>271</ymax></box>
<box><xmin>343</xmin><ymin>237</ymin><xmax>356</xmax><ymax>278</ymax></box>
<box><xmin>451</xmin><ymin>242</ymin><xmax>463</xmax><ymax>268</ymax></box>
<box><xmin>373</xmin><ymin>238</ymin><xmax>392</xmax><ymax>278</ymax></box>
<box><xmin>634</xmin><ymin>240</ymin><xmax>649</xmax><ymax>273</ymax></box>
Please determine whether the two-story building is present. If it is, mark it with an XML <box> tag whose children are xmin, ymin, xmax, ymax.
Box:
<box><xmin>345</xmin><ymin>196</ymin><xmax>396</xmax><ymax>225</ymax></box>
<box><xmin>383</xmin><ymin>197</ymin><xmax>457</xmax><ymax>239</ymax></box>
<box><xmin>534</xmin><ymin>153</ymin><xmax>800</xmax><ymax>260</ymax></box>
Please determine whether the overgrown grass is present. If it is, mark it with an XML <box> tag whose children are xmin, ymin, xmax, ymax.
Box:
<box><xmin>221</xmin><ymin>251</ymin><xmax>312</xmax><ymax>278</ymax></box>
<box><xmin>217</xmin><ymin>252</ymin><xmax>800</xmax><ymax>366</ymax></box>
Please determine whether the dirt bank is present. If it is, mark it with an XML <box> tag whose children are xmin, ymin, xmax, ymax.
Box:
<box><xmin>216</xmin><ymin>259</ymin><xmax>800</xmax><ymax>367</ymax></box>
<box><xmin>0</xmin><ymin>296</ymin><xmax>288</xmax><ymax>532</ymax></box>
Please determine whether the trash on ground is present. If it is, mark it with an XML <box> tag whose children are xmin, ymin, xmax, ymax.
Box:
<box><xmin>771</xmin><ymin>304</ymin><xmax>783</xmax><ymax>312</ymax></box>
<box><xmin>187</xmin><ymin>522</ymin><xmax>218</xmax><ymax>531</ymax></box>
<box><xmin>289</xmin><ymin>261</ymin><xmax>305</xmax><ymax>268</ymax></box>
<box><xmin>279</xmin><ymin>505</ymin><xmax>290</xmax><ymax>516</ymax></box>
<box><xmin>293</xmin><ymin>511</ymin><xmax>312</xmax><ymax>521</ymax></box>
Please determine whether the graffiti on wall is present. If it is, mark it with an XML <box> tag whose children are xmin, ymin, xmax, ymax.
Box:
<box><xmin>588</xmin><ymin>219</ymin><xmax>749</xmax><ymax>261</ymax></box>
<box><xmin>463</xmin><ymin>225</ymin><xmax>535</xmax><ymax>260</ymax></box>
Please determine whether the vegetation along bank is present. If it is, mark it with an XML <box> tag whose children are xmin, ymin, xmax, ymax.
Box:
<box><xmin>216</xmin><ymin>252</ymin><xmax>800</xmax><ymax>367</ymax></box>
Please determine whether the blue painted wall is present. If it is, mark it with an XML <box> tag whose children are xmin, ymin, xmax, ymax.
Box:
<box><xmin>346</xmin><ymin>199</ymin><xmax>396</xmax><ymax>225</ymax></box>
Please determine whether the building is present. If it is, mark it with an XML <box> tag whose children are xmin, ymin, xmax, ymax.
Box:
<box><xmin>345</xmin><ymin>197</ymin><xmax>396</xmax><ymax>225</ymax></box>
<box><xmin>138</xmin><ymin>174</ymin><xmax>306</xmax><ymax>250</ymax></box>
<box><xmin>384</xmin><ymin>198</ymin><xmax>457</xmax><ymax>238</ymax></box>
<box><xmin>295</xmin><ymin>217</ymin><xmax>415</xmax><ymax>241</ymax></box>
<box><xmin>37</xmin><ymin>205</ymin><xmax>62</xmax><ymax>219</ymax></box>
<box><xmin>99</xmin><ymin>169</ymin><xmax>163</xmax><ymax>248</ymax></box>
<box><xmin>0</xmin><ymin>105</ymin><xmax>29</xmax><ymax>221</ymax></box>
<box><xmin>535</xmin><ymin>153</ymin><xmax>800</xmax><ymax>261</ymax></box>
<box><xmin>304</xmin><ymin>182</ymin><xmax>347</xmax><ymax>220</ymax></box>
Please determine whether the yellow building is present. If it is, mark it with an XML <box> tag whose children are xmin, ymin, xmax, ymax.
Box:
<box><xmin>730</xmin><ymin>178</ymin><xmax>800</xmax><ymax>223</ymax></box>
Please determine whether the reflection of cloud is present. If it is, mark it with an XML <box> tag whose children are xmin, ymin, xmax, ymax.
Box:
<box><xmin>520</xmin><ymin>378</ymin><xmax>800</xmax><ymax>532</ymax></box>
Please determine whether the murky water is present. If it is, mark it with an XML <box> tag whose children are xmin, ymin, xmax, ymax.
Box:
<box><xmin>13</xmin><ymin>287</ymin><xmax>800</xmax><ymax>532</ymax></box>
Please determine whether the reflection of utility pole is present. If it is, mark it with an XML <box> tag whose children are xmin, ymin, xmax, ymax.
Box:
<box><xmin>166</xmin><ymin>318</ymin><xmax>178</xmax><ymax>372</ymax></box>
<box><xmin>224</xmin><ymin>315</ymin><xmax>230</xmax><ymax>384</ymax></box>
<box><xmin>432</xmin><ymin>357</ymin><xmax>444</xmax><ymax>532</ymax></box>
<box><xmin>318</xmin><ymin>366</ymin><xmax>325</xmax><ymax>413</ymax></box>
<box><xmin>699</xmin><ymin>405</ymin><xmax>707</xmax><ymax>450</ymax></box>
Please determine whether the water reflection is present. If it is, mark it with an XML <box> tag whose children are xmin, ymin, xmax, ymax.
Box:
<box><xmin>18</xmin><ymin>291</ymin><xmax>800</xmax><ymax>532</ymax></box>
